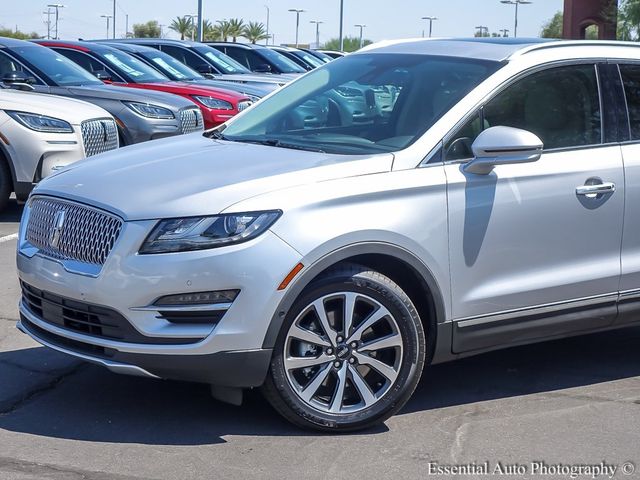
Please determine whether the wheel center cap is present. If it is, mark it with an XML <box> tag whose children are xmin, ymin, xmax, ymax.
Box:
<box><xmin>336</xmin><ymin>344</ymin><xmax>351</xmax><ymax>359</ymax></box>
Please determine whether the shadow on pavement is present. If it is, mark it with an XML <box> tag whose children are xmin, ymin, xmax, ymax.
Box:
<box><xmin>0</xmin><ymin>326</ymin><xmax>639</xmax><ymax>445</ymax></box>
<box><xmin>0</xmin><ymin>199</ymin><xmax>22</xmax><ymax>224</ymax></box>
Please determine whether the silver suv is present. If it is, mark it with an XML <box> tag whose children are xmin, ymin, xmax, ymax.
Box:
<box><xmin>15</xmin><ymin>39</ymin><xmax>640</xmax><ymax>431</ymax></box>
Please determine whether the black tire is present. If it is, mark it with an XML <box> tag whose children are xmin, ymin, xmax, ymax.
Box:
<box><xmin>262</xmin><ymin>263</ymin><xmax>426</xmax><ymax>432</ymax></box>
<box><xmin>0</xmin><ymin>159</ymin><xmax>12</xmax><ymax>212</ymax></box>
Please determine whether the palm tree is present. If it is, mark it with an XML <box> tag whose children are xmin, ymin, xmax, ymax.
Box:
<box><xmin>227</xmin><ymin>18</ymin><xmax>245</xmax><ymax>42</ymax></box>
<box><xmin>243</xmin><ymin>21</ymin><xmax>268</xmax><ymax>44</ymax></box>
<box><xmin>169</xmin><ymin>16</ymin><xmax>193</xmax><ymax>40</ymax></box>
<box><xmin>203</xmin><ymin>19</ymin><xmax>223</xmax><ymax>41</ymax></box>
<box><xmin>217</xmin><ymin>19</ymin><xmax>232</xmax><ymax>41</ymax></box>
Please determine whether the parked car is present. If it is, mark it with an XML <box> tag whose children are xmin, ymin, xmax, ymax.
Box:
<box><xmin>267</xmin><ymin>46</ymin><xmax>325</xmax><ymax>71</ymax></box>
<box><xmin>101</xmin><ymin>39</ymin><xmax>291</xmax><ymax>87</ymax></box>
<box><xmin>208</xmin><ymin>42</ymin><xmax>305</xmax><ymax>76</ymax></box>
<box><xmin>319</xmin><ymin>50</ymin><xmax>346</xmax><ymax>59</ymax></box>
<box><xmin>0</xmin><ymin>85</ymin><xmax>117</xmax><ymax>210</ymax></box>
<box><xmin>98</xmin><ymin>42</ymin><xmax>277</xmax><ymax>102</ymax></box>
<box><xmin>0</xmin><ymin>37</ymin><xmax>203</xmax><ymax>146</ymax></box>
<box><xmin>36</xmin><ymin>40</ymin><xmax>252</xmax><ymax>129</ymax></box>
<box><xmin>18</xmin><ymin>38</ymin><xmax>639</xmax><ymax>432</ymax></box>
<box><xmin>299</xmin><ymin>48</ymin><xmax>333</xmax><ymax>63</ymax></box>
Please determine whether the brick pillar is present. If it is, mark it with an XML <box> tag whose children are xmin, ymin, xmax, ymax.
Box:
<box><xmin>563</xmin><ymin>0</ymin><xmax>617</xmax><ymax>40</ymax></box>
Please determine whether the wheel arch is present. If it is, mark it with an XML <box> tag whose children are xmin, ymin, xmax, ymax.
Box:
<box><xmin>262</xmin><ymin>242</ymin><xmax>447</xmax><ymax>364</ymax></box>
<box><xmin>0</xmin><ymin>142</ymin><xmax>17</xmax><ymax>192</ymax></box>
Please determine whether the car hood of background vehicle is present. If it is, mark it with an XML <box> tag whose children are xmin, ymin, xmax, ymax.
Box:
<box><xmin>34</xmin><ymin>133</ymin><xmax>393</xmax><ymax>221</ymax></box>
<box><xmin>220</xmin><ymin>73</ymin><xmax>294</xmax><ymax>86</ymax></box>
<box><xmin>122</xmin><ymin>81</ymin><xmax>246</xmax><ymax>102</ymax></box>
<box><xmin>0</xmin><ymin>89</ymin><xmax>111</xmax><ymax>125</ymax></box>
<box><xmin>63</xmin><ymin>84</ymin><xmax>197</xmax><ymax>108</ymax></box>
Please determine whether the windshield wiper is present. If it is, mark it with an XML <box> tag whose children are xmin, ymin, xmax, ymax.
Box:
<box><xmin>234</xmin><ymin>138</ymin><xmax>326</xmax><ymax>153</ymax></box>
<box><xmin>204</xmin><ymin>129</ymin><xmax>228</xmax><ymax>140</ymax></box>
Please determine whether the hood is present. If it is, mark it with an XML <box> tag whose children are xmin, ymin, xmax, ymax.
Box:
<box><xmin>0</xmin><ymin>89</ymin><xmax>111</xmax><ymax>125</ymax></box>
<box><xmin>34</xmin><ymin>133</ymin><xmax>393</xmax><ymax>221</ymax></box>
<box><xmin>63</xmin><ymin>84</ymin><xmax>197</xmax><ymax>109</ymax></box>
<box><xmin>123</xmin><ymin>81</ymin><xmax>246</xmax><ymax>102</ymax></box>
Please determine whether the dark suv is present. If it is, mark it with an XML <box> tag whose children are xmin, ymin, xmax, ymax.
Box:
<box><xmin>207</xmin><ymin>43</ymin><xmax>305</xmax><ymax>76</ymax></box>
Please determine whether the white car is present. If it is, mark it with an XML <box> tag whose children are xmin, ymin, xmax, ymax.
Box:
<box><xmin>0</xmin><ymin>86</ymin><xmax>118</xmax><ymax>211</ymax></box>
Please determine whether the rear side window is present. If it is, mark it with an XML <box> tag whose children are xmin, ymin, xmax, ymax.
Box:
<box><xmin>160</xmin><ymin>45</ymin><xmax>211</xmax><ymax>72</ymax></box>
<box><xmin>619</xmin><ymin>64</ymin><xmax>640</xmax><ymax>140</ymax></box>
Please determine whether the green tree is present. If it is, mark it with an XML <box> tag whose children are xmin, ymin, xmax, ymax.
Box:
<box><xmin>0</xmin><ymin>27</ymin><xmax>39</xmax><ymax>40</ymax></box>
<box><xmin>169</xmin><ymin>16</ymin><xmax>193</xmax><ymax>40</ymax></box>
<box><xmin>202</xmin><ymin>19</ymin><xmax>223</xmax><ymax>41</ymax></box>
<box><xmin>243</xmin><ymin>21</ymin><xmax>268</xmax><ymax>44</ymax></box>
<box><xmin>227</xmin><ymin>18</ymin><xmax>245</xmax><ymax>42</ymax></box>
<box><xmin>323</xmin><ymin>36</ymin><xmax>372</xmax><ymax>53</ymax></box>
<box><xmin>132</xmin><ymin>20</ymin><xmax>161</xmax><ymax>38</ymax></box>
<box><xmin>217</xmin><ymin>20</ymin><xmax>232</xmax><ymax>41</ymax></box>
<box><xmin>540</xmin><ymin>11</ymin><xmax>563</xmax><ymax>38</ymax></box>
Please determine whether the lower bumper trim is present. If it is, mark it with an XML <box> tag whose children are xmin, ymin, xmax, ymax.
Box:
<box><xmin>17</xmin><ymin>316</ymin><xmax>273</xmax><ymax>388</ymax></box>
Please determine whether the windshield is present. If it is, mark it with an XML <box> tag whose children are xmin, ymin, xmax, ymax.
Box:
<box><xmin>193</xmin><ymin>46</ymin><xmax>251</xmax><ymax>74</ymax></box>
<box><xmin>8</xmin><ymin>45</ymin><xmax>102</xmax><ymax>86</ymax></box>
<box><xmin>139</xmin><ymin>51</ymin><xmax>203</xmax><ymax>81</ymax></box>
<box><xmin>98</xmin><ymin>49</ymin><xmax>168</xmax><ymax>83</ymax></box>
<box><xmin>221</xmin><ymin>53</ymin><xmax>501</xmax><ymax>155</ymax></box>
<box><xmin>259</xmin><ymin>48</ymin><xmax>305</xmax><ymax>73</ymax></box>
<box><xmin>293</xmin><ymin>51</ymin><xmax>325</xmax><ymax>68</ymax></box>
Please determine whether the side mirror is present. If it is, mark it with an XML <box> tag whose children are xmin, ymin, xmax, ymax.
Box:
<box><xmin>94</xmin><ymin>70</ymin><xmax>112</xmax><ymax>81</ymax></box>
<box><xmin>2</xmin><ymin>72</ymin><xmax>36</xmax><ymax>91</ymax></box>
<box><xmin>196</xmin><ymin>64</ymin><xmax>214</xmax><ymax>74</ymax></box>
<box><xmin>254</xmin><ymin>63</ymin><xmax>272</xmax><ymax>73</ymax></box>
<box><xmin>463</xmin><ymin>126</ymin><xmax>543</xmax><ymax>175</ymax></box>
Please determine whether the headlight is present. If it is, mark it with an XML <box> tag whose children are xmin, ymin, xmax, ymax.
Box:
<box><xmin>6</xmin><ymin>111</ymin><xmax>73</xmax><ymax>133</ymax></box>
<box><xmin>124</xmin><ymin>102</ymin><xmax>175</xmax><ymax>119</ymax></box>
<box><xmin>192</xmin><ymin>96</ymin><xmax>233</xmax><ymax>110</ymax></box>
<box><xmin>139</xmin><ymin>211</ymin><xmax>282</xmax><ymax>254</ymax></box>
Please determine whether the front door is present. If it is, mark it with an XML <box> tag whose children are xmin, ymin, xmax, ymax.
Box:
<box><xmin>444</xmin><ymin>64</ymin><xmax>624</xmax><ymax>352</ymax></box>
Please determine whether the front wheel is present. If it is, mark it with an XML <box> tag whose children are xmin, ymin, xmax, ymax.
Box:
<box><xmin>263</xmin><ymin>264</ymin><xmax>425</xmax><ymax>431</ymax></box>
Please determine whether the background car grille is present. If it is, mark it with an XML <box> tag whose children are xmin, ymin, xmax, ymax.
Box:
<box><xmin>25</xmin><ymin>197</ymin><xmax>123</xmax><ymax>266</ymax></box>
<box><xmin>238</xmin><ymin>100</ymin><xmax>252</xmax><ymax>112</ymax></box>
<box><xmin>80</xmin><ymin>118</ymin><xmax>119</xmax><ymax>157</ymax></box>
<box><xmin>180</xmin><ymin>108</ymin><xmax>204</xmax><ymax>134</ymax></box>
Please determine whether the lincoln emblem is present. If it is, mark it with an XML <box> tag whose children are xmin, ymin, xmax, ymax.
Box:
<box><xmin>49</xmin><ymin>210</ymin><xmax>66</xmax><ymax>248</ymax></box>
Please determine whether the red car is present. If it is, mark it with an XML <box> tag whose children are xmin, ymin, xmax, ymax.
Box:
<box><xmin>36</xmin><ymin>40</ymin><xmax>252</xmax><ymax>129</ymax></box>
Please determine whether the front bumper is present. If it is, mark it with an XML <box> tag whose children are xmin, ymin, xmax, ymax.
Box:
<box><xmin>16</xmin><ymin>209</ymin><xmax>301</xmax><ymax>385</ymax></box>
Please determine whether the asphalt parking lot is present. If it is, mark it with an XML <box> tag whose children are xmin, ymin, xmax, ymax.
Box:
<box><xmin>1</xmin><ymin>200</ymin><xmax>640</xmax><ymax>480</ymax></box>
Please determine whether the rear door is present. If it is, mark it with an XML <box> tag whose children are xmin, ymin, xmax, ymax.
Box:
<box><xmin>444</xmin><ymin>63</ymin><xmax>624</xmax><ymax>352</ymax></box>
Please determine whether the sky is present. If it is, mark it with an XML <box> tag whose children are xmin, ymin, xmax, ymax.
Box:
<box><xmin>2</xmin><ymin>0</ymin><xmax>564</xmax><ymax>45</ymax></box>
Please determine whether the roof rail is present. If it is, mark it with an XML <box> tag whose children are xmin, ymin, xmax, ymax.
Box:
<box><xmin>509</xmin><ymin>40</ymin><xmax>640</xmax><ymax>60</ymax></box>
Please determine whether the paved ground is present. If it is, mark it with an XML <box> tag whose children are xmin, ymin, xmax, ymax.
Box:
<box><xmin>1</xmin><ymin>198</ymin><xmax>640</xmax><ymax>479</ymax></box>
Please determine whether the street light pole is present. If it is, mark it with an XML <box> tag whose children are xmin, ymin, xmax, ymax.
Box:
<box><xmin>101</xmin><ymin>14</ymin><xmax>113</xmax><ymax>39</ymax></box>
<box><xmin>196</xmin><ymin>0</ymin><xmax>203</xmax><ymax>42</ymax></box>
<box><xmin>43</xmin><ymin>8</ymin><xmax>53</xmax><ymax>39</ymax></box>
<box><xmin>47</xmin><ymin>4</ymin><xmax>64</xmax><ymax>40</ymax></box>
<box><xmin>421</xmin><ymin>16</ymin><xmax>437</xmax><ymax>38</ymax></box>
<box><xmin>339</xmin><ymin>0</ymin><xmax>345</xmax><ymax>52</ymax></box>
<box><xmin>288</xmin><ymin>9</ymin><xmax>305</xmax><ymax>48</ymax></box>
<box><xmin>112</xmin><ymin>0</ymin><xmax>116</xmax><ymax>38</ymax></box>
<box><xmin>264</xmin><ymin>5</ymin><xmax>270</xmax><ymax>45</ymax></box>
<box><xmin>475</xmin><ymin>25</ymin><xmax>489</xmax><ymax>37</ymax></box>
<box><xmin>354</xmin><ymin>23</ymin><xmax>366</xmax><ymax>49</ymax></box>
<box><xmin>500</xmin><ymin>0</ymin><xmax>532</xmax><ymax>38</ymax></box>
<box><xmin>310</xmin><ymin>20</ymin><xmax>323</xmax><ymax>48</ymax></box>
<box><xmin>499</xmin><ymin>28</ymin><xmax>509</xmax><ymax>37</ymax></box>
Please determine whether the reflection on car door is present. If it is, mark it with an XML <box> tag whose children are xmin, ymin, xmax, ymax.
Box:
<box><xmin>444</xmin><ymin>64</ymin><xmax>624</xmax><ymax>352</ymax></box>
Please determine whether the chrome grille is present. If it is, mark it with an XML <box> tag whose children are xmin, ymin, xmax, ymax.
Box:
<box><xmin>25</xmin><ymin>197</ymin><xmax>123</xmax><ymax>266</ymax></box>
<box><xmin>80</xmin><ymin>118</ymin><xmax>119</xmax><ymax>157</ymax></box>
<box><xmin>179</xmin><ymin>108</ymin><xmax>204</xmax><ymax>134</ymax></box>
<box><xmin>238</xmin><ymin>100</ymin><xmax>252</xmax><ymax>112</ymax></box>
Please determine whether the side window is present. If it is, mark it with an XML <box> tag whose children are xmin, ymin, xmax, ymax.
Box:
<box><xmin>445</xmin><ymin>64</ymin><xmax>601</xmax><ymax>161</ymax></box>
<box><xmin>484</xmin><ymin>64</ymin><xmax>601</xmax><ymax>150</ymax></box>
<box><xmin>223</xmin><ymin>48</ymin><xmax>251</xmax><ymax>70</ymax></box>
<box><xmin>160</xmin><ymin>46</ymin><xmax>201</xmax><ymax>70</ymax></box>
<box><xmin>55</xmin><ymin>49</ymin><xmax>103</xmax><ymax>74</ymax></box>
<box><xmin>619</xmin><ymin>64</ymin><xmax>640</xmax><ymax>140</ymax></box>
<box><xmin>0</xmin><ymin>51</ymin><xmax>43</xmax><ymax>85</ymax></box>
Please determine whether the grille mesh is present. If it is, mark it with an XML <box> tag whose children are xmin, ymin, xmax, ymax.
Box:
<box><xmin>80</xmin><ymin>118</ymin><xmax>119</xmax><ymax>157</ymax></box>
<box><xmin>180</xmin><ymin>108</ymin><xmax>204</xmax><ymax>134</ymax></box>
<box><xmin>26</xmin><ymin>197</ymin><xmax>123</xmax><ymax>266</ymax></box>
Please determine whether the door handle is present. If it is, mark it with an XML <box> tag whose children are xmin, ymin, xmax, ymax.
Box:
<box><xmin>576</xmin><ymin>182</ymin><xmax>616</xmax><ymax>197</ymax></box>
